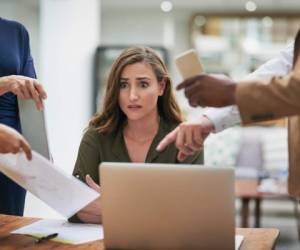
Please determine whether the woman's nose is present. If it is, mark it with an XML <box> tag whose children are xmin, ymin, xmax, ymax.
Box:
<box><xmin>129</xmin><ymin>88</ymin><xmax>139</xmax><ymax>101</ymax></box>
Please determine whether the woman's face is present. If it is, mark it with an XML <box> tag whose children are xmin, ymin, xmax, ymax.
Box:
<box><xmin>118</xmin><ymin>62</ymin><xmax>165</xmax><ymax>122</ymax></box>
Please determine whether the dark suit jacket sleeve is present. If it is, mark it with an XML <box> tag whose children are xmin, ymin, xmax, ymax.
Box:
<box><xmin>236</xmin><ymin>71</ymin><xmax>300</xmax><ymax>124</ymax></box>
<box><xmin>20</xmin><ymin>25</ymin><xmax>36</xmax><ymax>78</ymax></box>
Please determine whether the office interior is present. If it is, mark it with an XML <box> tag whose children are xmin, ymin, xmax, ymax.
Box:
<box><xmin>0</xmin><ymin>0</ymin><xmax>300</xmax><ymax>249</ymax></box>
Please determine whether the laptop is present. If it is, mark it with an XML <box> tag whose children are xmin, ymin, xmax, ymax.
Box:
<box><xmin>100</xmin><ymin>162</ymin><xmax>236</xmax><ymax>250</ymax></box>
<box><xmin>18</xmin><ymin>99</ymin><xmax>51</xmax><ymax>160</ymax></box>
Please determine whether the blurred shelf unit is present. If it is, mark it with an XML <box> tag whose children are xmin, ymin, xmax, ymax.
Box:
<box><xmin>189</xmin><ymin>12</ymin><xmax>300</xmax><ymax>78</ymax></box>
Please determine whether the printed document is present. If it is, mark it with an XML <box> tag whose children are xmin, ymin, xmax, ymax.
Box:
<box><xmin>0</xmin><ymin>151</ymin><xmax>99</xmax><ymax>218</ymax></box>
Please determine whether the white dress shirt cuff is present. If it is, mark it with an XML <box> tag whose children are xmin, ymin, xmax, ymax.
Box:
<box><xmin>203</xmin><ymin>106</ymin><xmax>241</xmax><ymax>133</ymax></box>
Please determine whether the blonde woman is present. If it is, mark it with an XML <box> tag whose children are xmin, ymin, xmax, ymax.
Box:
<box><xmin>70</xmin><ymin>47</ymin><xmax>203</xmax><ymax>224</ymax></box>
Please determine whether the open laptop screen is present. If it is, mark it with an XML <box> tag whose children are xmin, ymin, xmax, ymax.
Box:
<box><xmin>100</xmin><ymin>162</ymin><xmax>235</xmax><ymax>250</ymax></box>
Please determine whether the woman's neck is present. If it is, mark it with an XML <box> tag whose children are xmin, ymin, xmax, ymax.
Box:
<box><xmin>124</xmin><ymin>112</ymin><xmax>160</xmax><ymax>141</ymax></box>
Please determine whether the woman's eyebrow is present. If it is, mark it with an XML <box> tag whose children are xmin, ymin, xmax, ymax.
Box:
<box><xmin>120</xmin><ymin>77</ymin><xmax>151</xmax><ymax>80</ymax></box>
<box><xmin>136</xmin><ymin>77</ymin><xmax>151</xmax><ymax>80</ymax></box>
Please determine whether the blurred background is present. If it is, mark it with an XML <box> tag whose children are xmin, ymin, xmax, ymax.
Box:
<box><xmin>0</xmin><ymin>0</ymin><xmax>299</xmax><ymax>249</ymax></box>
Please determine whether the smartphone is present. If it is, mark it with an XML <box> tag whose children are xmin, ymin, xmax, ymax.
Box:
<box><xmin>175</xmin><ymin>49</ymin><xmax>204</xmax><ymax>79</ymax></box>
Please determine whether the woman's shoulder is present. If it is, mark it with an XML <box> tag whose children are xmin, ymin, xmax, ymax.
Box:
<box><xmin>82</xmin><ymin>126</ymin><xmax>116</xmax><ymax>145</ymax></box>
<box><xmin>0</xmin><ymin>18</ymin><xmax>28</xmax><ymax>34</ymax></box>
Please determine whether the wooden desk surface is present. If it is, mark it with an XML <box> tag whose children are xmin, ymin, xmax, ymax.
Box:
<box><xmin>235</xmin><ymin>179</ymin><xmax>291</xmax><ymax>228</ymax></box>
<box><xmin>235</xmin><ymin>179</ymin><xmax>289</xmax><ymax>199</ymax></box>
<box><xmin>0</xmin><ymin>214</ymin><xmax>279</xmax><ymax>250</ymax></box>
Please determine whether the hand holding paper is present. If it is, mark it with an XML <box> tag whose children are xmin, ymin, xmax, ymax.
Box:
<box><xmin>0</xmin><ymin>151</ymin><xmax>99</xmax><ymax>218</ymax></box>
<box><xmin>76</xmin><ymin>175</ymin><xmax>103</xmax><ymax>224</ymax></box>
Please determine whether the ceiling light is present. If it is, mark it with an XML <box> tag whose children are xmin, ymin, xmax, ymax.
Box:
<box><xmin>262</xmin><ymin>16</ymin><xmax>273</xmax><ymax>27</ymax></box>
<box><xmin>194</xmin><ymin>16</ymin><xmax>206</xmax><ymax>27</ymax></box>
<box><xmin>245</xmin><ymin>1</ymin><xmax>257</xmax><ymax>12</ymax></box>
<box><xmin>160</xmin><ymin>1</ymin><xmax>173</xmax><ymax>13</ymax></box>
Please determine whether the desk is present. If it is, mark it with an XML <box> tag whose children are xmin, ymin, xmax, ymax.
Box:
<box><xmin>235</xmin><ymin>179</ymin><xmax>290</xmax><ymax>228</ymax></box>
<box><xmin>0</xmin><ymin>214</ymin><xmax>279</xmax><ymax>250</ymax></box>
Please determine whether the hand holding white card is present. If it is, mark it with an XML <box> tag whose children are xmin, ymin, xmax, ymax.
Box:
<box><xmin>175</xmin><ymin>49</ymin><xmax>204</xmax><ymax>79</ymax></box>
<box><xmin>0</xmin><ymin>151</ymin><xmax>99</xmax><ymax>218</ymax></box>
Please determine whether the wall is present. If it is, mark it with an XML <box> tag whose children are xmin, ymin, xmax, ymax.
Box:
<box><xmin>39</xmin><ymin>0</ymin><xmax>100</xmax><ymax>173</ymax></box>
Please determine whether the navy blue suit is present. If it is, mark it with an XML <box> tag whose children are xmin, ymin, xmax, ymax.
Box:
<box><xmin>0</xmin><ymin>17</ymin><xmax>36</xmax><ymax>215</ymax></box>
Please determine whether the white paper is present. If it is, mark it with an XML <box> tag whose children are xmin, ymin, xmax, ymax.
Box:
<box><xmin>12</xmin><ymin>219</ymin><xmax>103</xmax><ymax>244</ymax></box>
<box><xmin>235</xmin><ymin>235</ymin><xmax>244</xmax><ymax>250</ymax></box>
<box><xmin>0</xmin><ymin>151</ymin><xmax>99</xmax><ymax>218</ymax></box>
<box><xmin>12</xmin><ymin>219</ymin><xmax>243</xmax><ymax>247</ymax></box>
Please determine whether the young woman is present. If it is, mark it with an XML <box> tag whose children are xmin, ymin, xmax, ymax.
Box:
<box><xmin>70</xmin><ymin>47</ymin><xmax>203</xmax><ymax>224</ymax></box>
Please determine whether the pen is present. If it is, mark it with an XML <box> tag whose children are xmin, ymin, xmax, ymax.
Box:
<box><xmin>35</xmin><ymin>233</ymin><xmax>58</xmax><ymax>243</ymax></box>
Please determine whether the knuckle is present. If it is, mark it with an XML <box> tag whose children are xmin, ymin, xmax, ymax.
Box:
<box><xmin>179</xmin><ymin>122</ymin><xmax>187</xmax><ymax>129</ymax></box>
<box><xmin>176</xmin><ymin>141</ymin><xmax>183</xmax><ymax>148</ymax></box>
<box><xmin>12</xmin><ymin>146</ymin><xmax>19</xmax><ymax>153</ymax></box>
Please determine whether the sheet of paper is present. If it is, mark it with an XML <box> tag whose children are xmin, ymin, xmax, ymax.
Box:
<box><xmin>12</xmin><ymin>219</ymin><xmax>103</xmax><ymax>244</ymax></box>
<box><xmin>235</xmin><ymin>235</ymin><xmax>244</xmax><ymax>250</ymax></box>
<box><xmin>0</xmin><ymin>151</ymin><xmax>99</xmax><ymax>218</ymax></box>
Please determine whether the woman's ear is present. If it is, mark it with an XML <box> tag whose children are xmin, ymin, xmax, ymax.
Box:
<box><xmin>158</xmin><ymin>79</ymin><xmax>166</xmax><ymax>96</ymax></box>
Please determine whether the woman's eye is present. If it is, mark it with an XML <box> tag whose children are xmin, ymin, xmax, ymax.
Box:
<box><xmin>140</xmin><ymin>82</ymin><xmax>149</xmax><ymax>88</ymax></box>
<box><xmin>120</xmin><ymin>82</ymin><xmax>128</xmax><ymax>89</ymax></box>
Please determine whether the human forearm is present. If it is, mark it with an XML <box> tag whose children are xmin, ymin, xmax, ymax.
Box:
<box><xmin>0</xmin><ymin>124</ymin><xmax>32</xmax><ymax>160</ymax></box>
<box><xmin>0</xmin><ymin>75</ymin><xmax>47</xmax><ymax>111</ymax></box>
<box><xmin>76</xmin><ymin>175</ymin><xmax>102</xmax><ymax>224</ymax></box>
<box><xmin>237</xmin><ymin>73</ymin><xmax>300</xmax><ymax>124</ymax></box>
<box><xmin>203</xmin><ymin>106</ymin><xmax>241</xmax><ymax>133</ymax></box>
<box><xmin>177</xmin><ymin>74</ymin><xmax>237</xmax><ymax>107</ymax></box>
<box><xmin>77</xmin><ymin>208</ymin><xmax>103</xmax><ymax>224</ymax></box>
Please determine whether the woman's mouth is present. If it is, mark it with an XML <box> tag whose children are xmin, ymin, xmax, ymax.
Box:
<box><xmin>128</xmin><ymin>104</ymin><xmax>142</xmax><ymax>109</ymax></box>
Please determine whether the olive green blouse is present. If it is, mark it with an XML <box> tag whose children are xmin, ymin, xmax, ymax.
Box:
<box><xmin>72</xmin><ymin>118</ymin><xmax>203</xmax><ymax>185</ymax></box>
<box><xmin>69</xmin><ymin>118</ymin><xmax>203</xmax><ymax>223</ymax></box>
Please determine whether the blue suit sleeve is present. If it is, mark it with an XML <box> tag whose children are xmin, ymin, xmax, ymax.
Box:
<box><xmin>21</xmin><ymin>27</ymin><xmax>36</xmax><ymax>79</ymax></box>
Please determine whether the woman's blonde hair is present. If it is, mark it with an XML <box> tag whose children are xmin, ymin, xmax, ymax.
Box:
<box><xmin>90</xmin><ymin>46</ymin><xmax>183</xmax><ymax>134</ymax></box>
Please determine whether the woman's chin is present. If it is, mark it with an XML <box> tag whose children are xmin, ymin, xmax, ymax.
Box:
<box><xmin>126</xmin><ymin>114</ymin><xmax>143</xmax><ymax>121</ymax></box>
